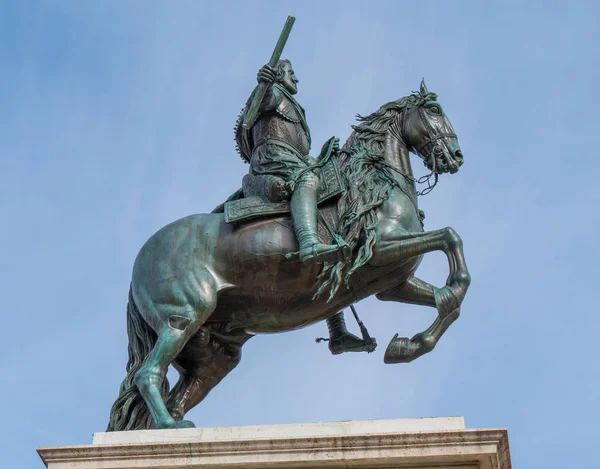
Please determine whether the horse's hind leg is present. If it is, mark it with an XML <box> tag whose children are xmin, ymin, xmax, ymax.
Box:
<box><xmin>167</xmin><ymin>333</ymin><xmax>251</xmax><ymax>421</ymax></box>
<box><xmin>134</xmin><ymin>284</ymin><xmax>217</xmax><ymax>429</ymax></box>
<box><xmin>377</xmin><ymin>275</ymin><xmax>460</xmax><ymax>363</ymax></box>
<box><xmin>166</xmin><ymin>374</ymin><xmax>207</xmax><ymax>422</ymax></box>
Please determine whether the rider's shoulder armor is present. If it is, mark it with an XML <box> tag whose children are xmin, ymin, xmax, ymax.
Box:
<box><xmin>274</xmin><ymin>92</ymin><xmax>304</xmax><ymax>124</ymax></box>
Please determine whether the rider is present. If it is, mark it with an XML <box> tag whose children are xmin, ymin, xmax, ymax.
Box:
<box><xmin>239</xmin><ymin>59</ymin><xmax>343</xmax><ymax>264</ymax></box>
<box><xmin>236</xmin><ymin>60</ymin><xmax>372</xmax><ymax>354</ymax></box>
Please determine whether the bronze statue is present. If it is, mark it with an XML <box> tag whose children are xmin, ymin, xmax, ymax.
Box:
<box><xmin>107</xmin><ymin>17</ymin><xmax>470</xmax><ymax>432</ymax></box>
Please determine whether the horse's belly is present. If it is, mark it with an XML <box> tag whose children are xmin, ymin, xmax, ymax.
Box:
<box><xmin>210</xmin><ymin>288</ymin><xmax>349</xmax><ymax>333</ymax></box>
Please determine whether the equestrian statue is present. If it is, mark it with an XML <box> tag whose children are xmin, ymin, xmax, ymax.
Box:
<box><xmin>107</xmin><ymin>16</ymin><xmax>470</xmax><ymax>431</ymax></box>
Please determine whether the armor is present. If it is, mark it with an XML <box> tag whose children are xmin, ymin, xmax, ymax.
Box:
<box><xmin>237</xmin><ymin>63</ymin><xmax>346</xmax><ymax>264</ymax></box>
<box><xmin>237</xmin><ymin>83</ymin><xmax>311</xmax><ymax>181</ymax></box>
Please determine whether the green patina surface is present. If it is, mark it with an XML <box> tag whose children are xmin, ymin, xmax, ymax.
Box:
<box><xmin>107</xmin><ymin>17</ymin><xmax>470</xmax><ymax>432</ymax></box>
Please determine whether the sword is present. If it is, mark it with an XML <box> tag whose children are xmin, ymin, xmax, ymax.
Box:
<box><xmin>242</xmin><ymin>16</ymin><xmax>295</xmax><ymax>130</ymax></box>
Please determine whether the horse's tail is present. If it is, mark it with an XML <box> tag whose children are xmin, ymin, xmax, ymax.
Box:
<box><xmin>106</xmin><ymin>287</ymin><xmax>169</xmax><ymax>431</ymax></box>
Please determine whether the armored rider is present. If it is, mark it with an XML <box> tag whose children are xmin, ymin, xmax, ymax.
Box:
<box><xmin>237</xmin><ymin>59</ymin><xmax>344</xmax><ymax>264</ymax></box>
<box><xmin>236</xmin><ymin>59</ymin><xmax>375</xmax><ymax>354</ymax></box>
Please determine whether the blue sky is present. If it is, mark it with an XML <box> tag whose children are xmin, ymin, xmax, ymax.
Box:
<box><xmin>1</xmin><ymin>1</ymin><xmax>598</xmax><ymax>467</ymax></box>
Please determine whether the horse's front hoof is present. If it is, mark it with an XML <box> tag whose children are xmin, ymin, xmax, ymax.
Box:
<box><xmin>384</xmin><ymin>334</ymin><xmax>420</xmax><ymax>363</ymax></box>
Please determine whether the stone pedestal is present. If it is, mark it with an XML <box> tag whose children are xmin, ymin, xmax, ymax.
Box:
<box><xmin>37</xmin><ymin>417</ymin><xmax>511</xmax><ymax>469</ymax></box>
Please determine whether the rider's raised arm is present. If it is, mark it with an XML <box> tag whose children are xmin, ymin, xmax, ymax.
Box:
<box><xmin>245</xmin><ymin>83</ymin><xmax>282</xmax><ymax>115</ymax></box>
<box><xmin>251</xmin><ymin>64</ymin><xmax>282</xmax><ymax>112</ymax></box>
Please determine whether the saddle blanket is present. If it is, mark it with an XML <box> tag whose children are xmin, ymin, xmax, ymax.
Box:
<box><xmin>225</xmin><ymin>157</ymin><xmax>343</xmax><ymax>224</ymax></box>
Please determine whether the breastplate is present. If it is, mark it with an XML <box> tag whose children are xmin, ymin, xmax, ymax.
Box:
<box><xmin>252</xmin><ymin>113</ymin><xmax>311</xmax><ymax>156</ymax></box>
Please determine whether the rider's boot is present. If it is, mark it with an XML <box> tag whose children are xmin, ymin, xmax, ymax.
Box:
<box><xmin>291</xmin><ymin>174</ymin><xmax>344</xmax><ymax>264</ymax></box>
<box><xmin>326</xmin><ymin>312</ymin><xmax>368</xmax><ymax>355</ymax></box>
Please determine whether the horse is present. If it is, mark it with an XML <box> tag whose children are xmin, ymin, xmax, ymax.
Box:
<box><xmin>107</xmin><ymin>80</ymin><xmax>470</xmax><ymax>431</ymax></box>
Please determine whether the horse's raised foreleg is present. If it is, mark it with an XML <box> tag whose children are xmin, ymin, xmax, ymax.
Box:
<box><xmin>377</xmin><ymin>276</ymin><xmax>460</xmax><ymax>363</ymax></box>
<box><xmin>374</xmin><ymin>227</ymin><xmax>470</xmax><ymax>317</ymax></box>
<box><xmin>373</xmin><ymin>227</ymin><xmax>470</xmax><ymax>362</ymax></box>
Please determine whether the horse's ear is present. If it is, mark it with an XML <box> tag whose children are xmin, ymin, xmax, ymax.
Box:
<box><xmin>420</xmin><ymin>78</ymin><xmax>429</xmax><ymax>96</ymax></box>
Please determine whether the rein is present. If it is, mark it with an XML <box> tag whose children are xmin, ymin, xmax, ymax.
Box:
<box><xmin>286</xmin><ymin>136</ymin><xmax>337</xmax><ymax>193</ymax></box>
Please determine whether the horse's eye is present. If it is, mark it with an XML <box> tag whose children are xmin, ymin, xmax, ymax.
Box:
<box><xmin>429</xmin><ymin>105</ymin><xmax>441</xmax><ymax>115</ymax></box>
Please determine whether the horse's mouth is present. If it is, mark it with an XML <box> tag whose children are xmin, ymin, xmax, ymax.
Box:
<box><xmin>429</xmin><ymin>148</ymin><xmax>463</xmax><ymax>174</ymax></box>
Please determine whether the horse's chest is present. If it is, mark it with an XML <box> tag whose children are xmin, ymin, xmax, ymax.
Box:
<box><xmin>379</xmin><ymin>196</ymin><xmax>422</xmax><ymax>233</ymax></box>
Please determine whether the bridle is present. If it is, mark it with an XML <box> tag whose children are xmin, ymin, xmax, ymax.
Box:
<box><xmin>400</xmin><ymin>103</ymin><xmax>457</xmax><ymax>196</ymax></box>
<box><xmin>412</xmin><ymin>105</ymin><xmax>457</xmax><ymax>156</ymax></box>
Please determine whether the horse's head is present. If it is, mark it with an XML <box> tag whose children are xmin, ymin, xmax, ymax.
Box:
<box><xmin>402</xmin><ymin>80</ymin><xmax>463</xmax><ymax>174</ymax></box>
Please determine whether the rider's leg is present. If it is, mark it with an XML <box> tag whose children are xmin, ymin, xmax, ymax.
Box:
<box><xmin>326</xmin><ymin>311</ymin><xmax>370</xmax><ymax>354</ymax></box>
<box><xmin>291</xmin><ymin>172</ymin><xmax>343</xmax><ymax>264</ymax></box>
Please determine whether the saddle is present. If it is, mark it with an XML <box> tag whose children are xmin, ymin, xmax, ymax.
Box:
<box><xmin>222</xmin><ymin>156</ymin><xmax>344</xmax><ymax>225</ymax></box>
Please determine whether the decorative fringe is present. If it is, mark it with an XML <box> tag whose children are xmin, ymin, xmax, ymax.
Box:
<box><xmin>313</xmin><ymin>150</ymin><xmax>398</xmax><ymax>301</ymax></box>
<box><xmin>233</xmin><ymin>106</ymin><xmax>250</xmax><ymax>163</ymax></box>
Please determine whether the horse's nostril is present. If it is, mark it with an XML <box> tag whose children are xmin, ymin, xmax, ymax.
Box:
<box><xmin>454</xmin><ymin>150</ymin><xmax>463</xmax><ymax>161</ymax></box>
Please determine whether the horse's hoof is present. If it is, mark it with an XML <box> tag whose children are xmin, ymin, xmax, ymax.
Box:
<box><xmin>384</xmin><ymin>334</ymin><xmax>419</xmax><ymax>363</ymax></box>
<box><xmin>173</xmin><ymin>420</ymin><xmax>195</xmax><ymax>429</ymax></box>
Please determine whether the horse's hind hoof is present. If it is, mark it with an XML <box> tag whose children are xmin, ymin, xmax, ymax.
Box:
<box><xmin>173</xmin><ymin>420</ymin><xmax>195</xmax><ymax>429</ymax></box>
<box><xmin>384</xmin><ymin>334</ymin><xmax>419</xmax><ymax>364</ymax></box>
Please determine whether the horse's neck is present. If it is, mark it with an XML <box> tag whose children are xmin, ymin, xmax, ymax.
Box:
<box><xmin>383</xmin><ymin>130</ymin><xmax>418</xmax><ymax>204</ymax></box>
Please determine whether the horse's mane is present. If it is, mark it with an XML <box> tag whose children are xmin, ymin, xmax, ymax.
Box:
<box><xmin>314</xmin><ymin>91</ymin><xmax>435</xmax><ymax>300</ymax></box>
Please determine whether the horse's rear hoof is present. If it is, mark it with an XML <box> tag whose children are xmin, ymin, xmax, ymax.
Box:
<box><xmin>167</xmin><ymin>420</ymin><xmax>196</xmax><ymax>430</ymax></box>
<box><xmin>384</xmin><ymin>334</ymin><xmax>418</xmax><ymax>364</ymax></box>
<box><xmin>173</xmin><ymin>420</ymin><xmax>196</xmax><ymax>429</ymax></box>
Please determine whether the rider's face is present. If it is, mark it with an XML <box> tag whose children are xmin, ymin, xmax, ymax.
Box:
<box><xmin>281</xmin><ymin>63</ymin><xmax>299</xmax><ymax>95</ymax></box>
